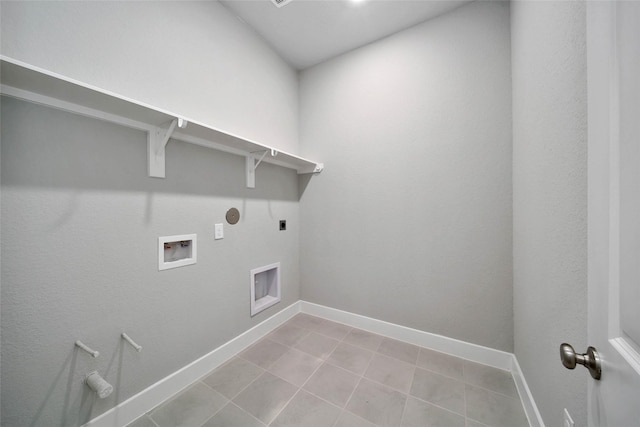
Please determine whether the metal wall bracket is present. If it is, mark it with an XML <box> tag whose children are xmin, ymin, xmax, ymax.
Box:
<box><xmin>246</xmin><ymin>149</ymin><xmax>278</xmax><ymax>188</ymax></box>
<box><xmin>148</xmin><ymin>117</ymin><xmax>188</xmax><ymax>178</ymax></box>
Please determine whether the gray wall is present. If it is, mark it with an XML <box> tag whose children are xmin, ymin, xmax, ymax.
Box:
<box><xmin>0</xmin><ymin>1</ymin><xmax>299</xmax><ymax>153</ymax></box>
<box><xmin>298</xmin><ymin>1</ymin><xmax>514</xmax><ymax>352</ymax></box>
<box><xmin>1</xmin><ymin>97</ymin><xmax>300</xmax><ymax>426</ymax></box>
<box><xmin>0</xmin><ymin>2</ymin><xmax>302</xmax><ymax>426</ymax></box>
<box><xmin>511</xmin><ymin>1</ymin><xmax>588</xmax><ymax>425</ymax></box>
<box><xmin>1</xmin><ymin>1</ymin><xmax>593</xmax><ymax>426</ymax></box>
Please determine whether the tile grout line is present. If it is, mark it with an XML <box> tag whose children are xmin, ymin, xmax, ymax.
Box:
<box><xmin>333</xmin><ymin>338</ymin><xmax>381</xmax><ymax>426</ymax></box>
<box><xmin>198</xmin><ymin>357</ymin><xmax>269</xmax><ymax>425</ymax></box>
<box><xmin>252</xmin><ymin>343</ymin><xmax>303</xmax><ymax>425</ymax></box>
<box><xmin>406</xmin><ymin>391</ymin><xmax>468</xmax><ymax>420</ymax></box>
<box><xmin>300</xmin><ymin>385</ymin><xmax>352</xmax><ymax>416</ymax></box>
<box><xmin>304</xmin><ymin>310</ymin><xmax>515</xmax><ymax>371</ymax></box>
<box><xmin>221</xmin><ymin>360</ymin><xmax>269</xmax><ymax>401</ymax></box>
<box><xmin>465</xmin><ymin>414</ymin><xmax>493</xmax><ymax>427</ymax></box>
<box><xmin>411</xmin><ymin>355</ymin><xmax>520</xmax><ymax>400</ymax></box>
<box><xmin>266</xmin><ymin>350</ymin><xmax>340</xmax><ymax>425</ymax></box>
<box><xmin>399</xmin><ymin>354</ymin><xmax>419</xmax><ymax>427</ymax></box>
<box><xmin>464</xmin><ymin>381</ymin><xmax>523</xmax><ymax>401</ymax></box>
<box><xmin>128</xmin><ymin>313</ymin><xmax>524</xmax><ymax>427</ymax></box>
<box><xmin>267</xmin><ymin>388</ymin><xmax>302</xmax><ymax>426</ymax></box>
<box><xmin>322</xmin><ymin>356</ymin><xmax>430</xmax><ymax>409</ymax></box>
<box><xmin>147</xmin><ymin>380</ymin><xmax>229</xmax><ymax>427</ymax></box>
<box><xmin>134</xmin><ymin>314</ymin><xmax>322</xmax><ymax>427</ymax></box>
<box><xmin>304</xmin><ymin>314</ymin><xmax>479</xmax><ymax>423</ymax></box>
<box><xmin>359</xmin><ymin>335</ymin><xmax>471</xmax><ymax>421</ymax></box>
<box><xmin>362</xmin><ymin>358</ymin><xmax>416</xmax><ymax>395</ymax></box>
<box><xmin>205</xmin><ymin>369</ymin><xmax>259</xmax><ymax>402</ymax></box>
<box><xmin>342</xmin><ymin>330</ymin><xmax>385</xmax><ymax>353</ymax></box>
<box><xmin>414</xmin><ymin>364</ymin><xmax>465</xmax><ymax>383</ymax></box>
<box><xmin>462</xmin><ymin>360</ymin><xmax>469</xmax><ymax>424</ymax></box>
<box><xmin>186</xmin><ymin>319</ymin><xmax>314</xmax><ymax>421</ymax></box>
<box><xmin>334</xmin><ymin>375</ymin><xmax>367</xmax><ymax>427</ymax></box>
<box><xmin>377</xmin><ymin>392</ymin><xmax>472</xmax><ymax>425</ymax></box>
<box><xmin>277</xmin><ymin>315</ymin><xmax>522</xmax><ymax>424</ymax></box>
<box><xmin>463</xmin><ymin>377</ymin><xmax>469</xmax><ymax>426</ymax></box>
<box><xmin>268</xmin><ymin>324</ymin><xmax>313</xmax><ymax>349</ymax></box>
<box><xmin>329</xmin><ymin>320</ymin><xmax>372</xmax><ymax>427</ymax></box>
<box><xmin>193</xmin><ymin>380</ymin><xmax>231</xmax><ymax>426</ymax></box>
<box><xmin>229</xmin><ymin>401</ymin><xmax>269</xmax><ymax>427</ymax></box>
<box><xmin>199</xmin><ymin>400</ymin><xmax>267</xmax><ymax>427</ymax></box>
<box><xmin>397</xmin><ymin>388</ymin><xmax>411</xmax><ymax>427</ymax></box>
<box><xmin>218</xmin><ymin>332</ymin><xmax>298</xmax><ymax>426</ymax></box>
<box><xmin>309</xmin><ymin>316</ymin><xmax>521</xmax><ymax>425</ymax></box>
<box><xmin>298</xmin><ymin>316</ymin><xmax>353</xmax><ymax>343</ymax></box>
<box><xmin>233</xmin><ymin>354</ymin><xmax>267</xmax><ymax>374</ymax></box>
<box><xmin>264</xmin><ymin>316</ymin><xmax>347</xmax><ymax>425</ymax></box>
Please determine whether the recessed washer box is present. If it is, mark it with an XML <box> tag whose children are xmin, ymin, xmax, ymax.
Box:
<box><xmin>250</xmin><ymin>262</ymin><xmax>281</xmax><ymax>316</ymax></box>
<box><xmin>158</xmin><ymin>234</ymin><xmax>197</xmax><ymax>271</ymax></box>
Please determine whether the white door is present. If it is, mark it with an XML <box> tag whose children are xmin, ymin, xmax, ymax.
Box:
<box><xmin>587</xmin><ymin>1</ymin><xmax>640</xmax><ymax>426</ymax></box>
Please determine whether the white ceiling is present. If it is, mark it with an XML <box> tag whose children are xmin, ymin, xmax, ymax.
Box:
<box><xmin>219</xmin><ymin>0</ymin><xmax>474</xmax><ymax>70</ymax></box>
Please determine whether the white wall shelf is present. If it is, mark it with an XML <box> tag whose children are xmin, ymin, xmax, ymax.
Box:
<box><xmin>0</xmin><ymin>57</ymin><xmax>324</xmax><ymax>187</ymax></box>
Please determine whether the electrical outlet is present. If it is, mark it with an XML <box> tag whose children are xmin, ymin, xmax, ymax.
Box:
<box><xmin>214</xmin><ymin>223</ymin><xmax>224</xmax><ymax>240</ymax></box>
<box><xmin>279</xmin><ymin>220</ymin><xmax>286</xmax><ymax>231</ymax></box>
<box><xmin>563</xmin><ymin>408</ymin><xmax>575</xmax><ymax>427</ymax></box>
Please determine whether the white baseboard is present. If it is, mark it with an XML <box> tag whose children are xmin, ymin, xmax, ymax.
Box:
<box><xmin>511</xmin><ymin>355</ymin><xmax>546</xmax><ymax>427</ymax></box>
<box><xmin>83</xmin><ymin>300</ymin><xmax>543</xmax><ymax>427</ymax></box>
<box><xmin>299</xmin><ymin>301</ymin><xmax>513</xmax><ymax>370</ymax></box>
<box><xmin>299</xmin><ymin>301</ymin><xmax>544</xmax><ymax>427</ymax></box>
<box><xmin>82</xmin><ymin>301</ymin><xmax>301</xmax><ymax>427</ymax></box>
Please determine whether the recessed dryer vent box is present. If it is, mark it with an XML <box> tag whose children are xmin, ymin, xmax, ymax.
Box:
<box><xmin>158</xmin><ymin>234</ymin><xmax>197</xmax><ymax>271</ymax></box>
<box><xmin>250</xmin><ymin>262</ymin><xmax>281</xmax><ymax>316</ymax></box>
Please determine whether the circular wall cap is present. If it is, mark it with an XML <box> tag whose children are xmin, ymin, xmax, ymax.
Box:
<box><xmin>226</xmin><ymin>208</ymin><xmax>240</xmax><ymax>225</ymax></box>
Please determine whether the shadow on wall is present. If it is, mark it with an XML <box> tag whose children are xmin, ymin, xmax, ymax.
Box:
<box><xmin>29</xmin><ymin>348</ymin><xmax>92</xmax><ymax>427</ymax></box>
<box><xmin>298</xmin><ymin>173</ymin><xmax>314</xmax><ymax>200</ymax></box>
<box><xmin>1</xmin><ymin>98</ymin><xmax>303</xmax><ymax>203</ymax></box>
<box><xmin>26</xmin><ymin>341</ymin><xmax>142</xmax><ymax>427</ymax></box>
<box><xmin>1</xmin><ymin>96</ymin><xmax>304</xmax><ymax>426</ymax></box>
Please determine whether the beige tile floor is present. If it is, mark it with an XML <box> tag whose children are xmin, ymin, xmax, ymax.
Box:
<box><xmin>127</xmin><ymin>314</ymin><xmax>529</xmax><ymax>427</ymax></box>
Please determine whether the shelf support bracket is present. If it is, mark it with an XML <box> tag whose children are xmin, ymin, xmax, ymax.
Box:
<box><xmin>246</xmin><ymin>149</ymin><xmax>278</xmax><ymax>188</ymax></box>
<box><xmin>148</xmin><ymin>117</ymin><xmax>188</xmax><ymax>178</ymax></box>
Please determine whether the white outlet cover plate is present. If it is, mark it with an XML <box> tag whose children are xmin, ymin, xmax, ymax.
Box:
<box><xmin>214</xmin><ymin>223</ymin><xmax>224</xmax><ymax>240</ymax></box>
